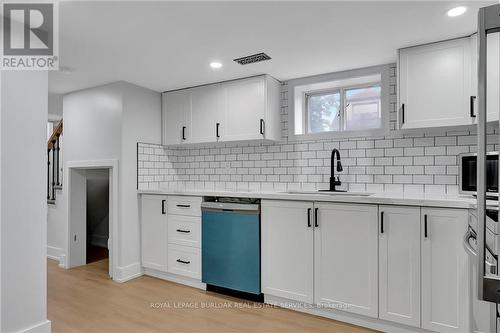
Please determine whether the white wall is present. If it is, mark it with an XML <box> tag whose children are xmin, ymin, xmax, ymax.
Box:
<box><xmin>1</xmin><ymin>71</ymin><xmax>51</xmax><ymax>332</ymax></box>
<box><xmin>48</xmin><ymin>93</ymin><xmax>63</xmax><ymax>122</ymax></box>
<box><xmin>120</xmin><ymin>82</ymin><xmax>161</xmax><ymax>271</ymax></box>
<box><xmin>49</xmin><ymin>81</ymin><xmax>161</xmax><ymax>280</ymax></box>
<box><xmin>55</xmin><ymin>83</ymin><xmax>122</xmax><ymax>267</ymax></box>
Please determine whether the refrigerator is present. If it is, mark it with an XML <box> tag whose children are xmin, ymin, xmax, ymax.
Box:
<box><xmin>477</xmin><ymin>3</ymin><xmax>500</xmax><ymax>332</ymax></box>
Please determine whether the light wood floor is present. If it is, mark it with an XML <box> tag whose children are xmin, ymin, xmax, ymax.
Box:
<box><xmin>48</xmin><ymin>259</ymin><xmax>377</xmax><ymax>333</ymax></box>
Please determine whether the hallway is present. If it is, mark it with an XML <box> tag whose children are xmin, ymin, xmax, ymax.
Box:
<box><xmin>47</xmin><ymin>259</ymin><xmax>375</xmax><ymax>333</ymax></box>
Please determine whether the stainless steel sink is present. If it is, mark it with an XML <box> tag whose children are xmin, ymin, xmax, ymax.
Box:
<box><xmin>284</xmin><ymin>190</ymin><xmax>374</xmax><ymax>196</ymax></box>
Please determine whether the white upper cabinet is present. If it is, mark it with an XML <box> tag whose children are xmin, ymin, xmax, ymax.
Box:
<box><xmin>161</xmin><ymin>75</ymin><xmax>281</xmax><ymax>145</ymax></box>
<box><xmin>222</xmin><ymin>75</ymin><xmax>281</xmax><ymax>142</ymax></box>
<box><xmin>189</xmin><ymin>84</ymin><xmax>224</xmax><ymax>144</ymax></box>
<box><xmin>261</xmin><ymin>200</ymin><xmax>314</xmax><ymax>303</ymax></box>
<box><xmin>314</xmin><ymin>202</ymin><xmax>379</xmax><ymax>318</ymax></box>
<box><xmin>162</xmin><ymin>90</ymin><xmax>190</xmax><ymax>145</ymax></box>
<box><xmin>399</xmin><ymin>37</ymin><xmax>474</xmax><ymax>129</ymax></box>
<box><xmin>471</xmin><ymin>32</ymin><xmax>500</xmax><ymax>123</ymax></box>
<box><xmin>421</xmin><ymin>208</ymin><xmax>469</xmax><ymax>333</ymax></box>
<box><xmin>378</xmin><ymin>205</ymin><xmax>421</xmax><ymax>327</ymax></box>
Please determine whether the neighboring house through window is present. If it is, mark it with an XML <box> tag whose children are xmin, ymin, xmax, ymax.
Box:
<box><xmin>289</xmin><ymin>64</ymin><xmax>390</xmax><ymax>140</ymax></box>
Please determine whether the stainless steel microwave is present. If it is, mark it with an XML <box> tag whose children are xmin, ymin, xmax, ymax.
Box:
<box><xmin>459</xmin><ymin>152</ymin><xmax>498</xmax><ymax>196</ymax></box>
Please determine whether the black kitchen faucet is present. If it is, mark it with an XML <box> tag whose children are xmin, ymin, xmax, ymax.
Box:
<box><xmin>329</xmin><ymin>148</ymin><xmax>343</xmax><ymax>191</ymax></box>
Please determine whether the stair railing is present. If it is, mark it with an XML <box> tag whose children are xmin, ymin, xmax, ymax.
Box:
<box><xmin>47</xmin><ymin>120</ymin><xmax>63</xmax><ymax>203</ymax></box>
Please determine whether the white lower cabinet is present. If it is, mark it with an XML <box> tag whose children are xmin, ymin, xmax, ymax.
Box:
<box><xmin>378</xmin><ymin>205</ymin><xmax>421</xmax><ymax>327</ymax></box>
<box><xmin>314</xmin><ymin>202</ymin><xmax>379</xmax><ymax>318</ymax></box>
<box><xmin>262</xmin><ymin>200</ymin><xmax>471</xmax><ymax>333</ymax></box>
<box><xmin>140</xmin><ymin>195</ymin><xmax>168</xmax><ymax>272</ymax></box>
<box><xmin>141</xmin><ymin>195</ymin><xmax>203</xmax><ymax>283</ymax></box>
<box><xmin>421</xmin><ymin>208</ymin><xmax>469</xmax><ymax>333</ymax></box>
<box><xmin>261</xmin><ymin>200</ymin><xmax>314</xmax><ymax>303</ymax></box>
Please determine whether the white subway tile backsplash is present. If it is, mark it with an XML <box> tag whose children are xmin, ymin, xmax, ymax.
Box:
<box><xmin>137</xmin><ymin>64</ymin><xmax>491</xmax><ymax>194</ymax></box>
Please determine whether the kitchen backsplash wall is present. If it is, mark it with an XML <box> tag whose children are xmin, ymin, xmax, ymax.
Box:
<box><xmin>138</xmin><ymin>65</ymin><xmax>499</xmax><ymax>194</ymax></box>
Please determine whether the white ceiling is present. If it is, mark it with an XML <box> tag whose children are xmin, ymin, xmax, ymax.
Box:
<box><xmin>49</xmin><ymin>1</ymin><xmax>495</xmax><ymax>94</ymax></box>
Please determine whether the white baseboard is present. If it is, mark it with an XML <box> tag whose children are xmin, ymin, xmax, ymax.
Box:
<box><xmin>17</xmin><ymin>320</ymin><xmax>51</xmax><ymax>333</ymax></box>
<box><xmin>144</xmin><ymin>268</ymin><xmax>206</xmax><ymax>290</ymax></box>
<box><xmin>47</xmin><ymin>246</ymin><xmax>66</xmax><ymax>268</ymax></box>
<box><xmin>264</xmin><ymin>295</ymin><xmax>431</xmax><ymax>333</ymax></box>
<box><xmin>58</xmin><ymin>254</ymin><xmax>66</xmax><ymax>268</ymax></box>
<box><xmin>114</xmin><ymin>262</ymin><xmax>143</xmax><ymax>283</ymax></box>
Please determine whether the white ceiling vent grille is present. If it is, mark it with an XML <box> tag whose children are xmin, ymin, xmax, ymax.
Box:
<box><xmin>233</xmin><ymin>53</ymin><xmax>271</xmax><ymax>65</ymax></box>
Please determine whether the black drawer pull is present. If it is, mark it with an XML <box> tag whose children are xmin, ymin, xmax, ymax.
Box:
<box><xmin>176</xmin><ymin>204</ymin><xmax>191</xmax><ymax>208</ymax></box>
<box><xmin>307</xmin><ymin>208</ymin><xmax>312</xmax><ymax>227</ymax></box>
<box><xmin>176</xmin><ymin>259</ymin><xmax>190</xmax><ymax>265</ymax></box>
<box><xmin>470</xmin><ymin>96</ymin><xmax>477</xmax><ymax>118</ymax></box>
<box><xmin>161</xmin><ymin>200</ymin><xmax>166</xmax><ymax>215</ymax></box>
<box><xmin>380</xmin><ymin>211</ymin><xmax>384</xmax><ymax>234</ymax></box>
<box><xmin>176</xmin><ymin>229</ymin><xmax>191</xmax><ymax>233</ymax></box>
<box><xmin>424</xmin><ymin>214</ymin><xmax>428</xmax><ymax>238</ymax></box>
<box><xmin>182</xmin><ymin>126</ymin><xmax>186</xmax><ymax>140</ymax></box>
<box><xmin>401</xmin><ymin>103</ymin><xmax>405</xmax><ymax>124</ymax></box>
<box><xmin>314</xmin><ymin>208</ymin><xmax>319</xmax><ymax>227</ymax></box>
<box><xmin>216</xmin><ymin>123</ymin><xmax>220</xmax><ymax>138</ymax></box>
<box><xmin>260</xmin><ymin>119</ymin><xmax>265</xmax><ymax>135</ymax></box>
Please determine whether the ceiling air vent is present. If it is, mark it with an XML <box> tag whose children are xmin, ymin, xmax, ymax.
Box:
<box><xmin>233</xmin><ymin>52</ymin><xmax>271</xmax><ymax>65</ymax></box>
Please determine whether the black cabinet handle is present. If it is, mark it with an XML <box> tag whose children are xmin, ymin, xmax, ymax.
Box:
<box><xmin>314</xmin><ymin>208</ymin><xmax>319</xmax><ymax>227</ymax></box>
<box><xmin>182</xmin><ymin>126</ymin><xmax>186</xmax><ymax>140</ymax></box>
<box><xmin>260</xmin><ymin>119</ymin><xmax>265</xmax><ymax>135</ymax></box>
<box><xmin>216</xmin><ymin>123</ymin><xmax>220</xmax><ymax>138</ymax></box>
<box><xmin>401</xmin><ymin>104</ymin><xmax>405</xmax><ymax>124</ymax></box>
<box><xmin>307</xmin><ymin>208</ymin><xmax>312</xmax><ymax>227</ymax></box>
<box><xmin>424</xmin><ymin>214</ymin><xmax>428</xmax><ymax>238</ymax></box>
<box><xmin>470</xmin><ymin>96</ymin><xmax>477</xmax><ymax>118</ymax></box>
<box><xmin>176</xmin><ymin>229</ymin><xmax>191</xmax><ymax>233</ymax></box>
<box><xmin>176</xmin><ymin>259</ymin><xmax>190</xmax><ymax>264</ymax></box>
<box><xmin>380</xmin><ymin>211</ymin><xmax>384</xmax><ymax>234</ymax></box>
<box><xmin>161</xmin><ymin>200</ymin><xmax>166</xmax><ymax>215</ymax></box>
<box><xmin>176</xmin><ymin>204</ymin><xmax>191</xmax><ymax>208</ymax></box>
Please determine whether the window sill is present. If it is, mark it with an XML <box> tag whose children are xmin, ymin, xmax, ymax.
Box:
<box><xmin>287</xmin><ymin>127</ymin><xmax>389</xmax><ymax>142</ymax></box>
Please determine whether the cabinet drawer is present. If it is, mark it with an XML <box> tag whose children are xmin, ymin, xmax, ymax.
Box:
<box><xmin>167</xmin><ymin>244</ymin><xmax>201</xmax><ymax>280</ymax></box>
<box><xmin>168</xmin><ymin>215</ymin><xmax>201</xmax><ymax>248</ymax></box>
<box><xmin>167</xmin><ymin>196</ymin><xmax>202</xmax><ymax>216</ymax></box>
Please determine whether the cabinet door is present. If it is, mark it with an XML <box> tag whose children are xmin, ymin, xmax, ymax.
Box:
<box><xmin>471</xmin><ymin>33</ymin><xmax>499</xmax><ymax>123</ymax></box>
<box><xmin>314</xmin><ymin>203</ymin><xmax>378</xmax><ymax>318</ymax></box>
<box><xmin>487</xmin><ymin>33</ymin><xmax>499</xmax><ymax>123</ymax></box>
<box><xmin>221</xmin><ymin>76</ymin><xmax>265</xmax><ymax>142</ymax></box>
<box><xmin>379</xmin><ymin>206</ymin><xmax>421</xmax><ymax>327</ymax></box>
<box><xmin>261</xmin><ymin>200</ymin><xmax>314</xmax><ymax>303</ymax></box>
<box><xmin>162</xmin><ymin>90</ymin><xmax>190</xmax><ymax>145</ymax></box>
<box><xmin>399</xmin><ymin>38</ymin><xmax>474</xmax><ymax>129</ymax></box>
<box><xmin>141</xmin><ymin>195</ymin><xmax>168</xmax><ymax>271</ymax></box>
<box><xmin>421</xmin><ymin>208</ymin><xmax>469</xmax><ymax>333</ymax></box>
<box><xmin>189</xmin><ymin>84</ymin><xmax>223</xmax><ymax>143</ymax></box>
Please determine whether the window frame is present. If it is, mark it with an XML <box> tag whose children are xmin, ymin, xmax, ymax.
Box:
<box><xmin>288</xmin><ymin>64</ymin><xmax>391</xmax><ymax>141</ymax></box>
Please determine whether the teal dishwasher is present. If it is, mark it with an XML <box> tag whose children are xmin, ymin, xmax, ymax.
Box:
<box><xmin>201</xmin><ymin>199</ymin><xmax>261</xmax><ymax>296</ymax></box>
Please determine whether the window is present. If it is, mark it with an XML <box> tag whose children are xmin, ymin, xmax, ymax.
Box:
<box><xmin>306</xmin><ymin>91</ymin><xmax>341</xmax><ymax>133</ymax></box>
<box><xmin>305</xmin><ymin>84</ymin><xmax>381</xmax><ymax>134</ymax></box>
<box><xmin>290</xmin><ymin>65</ymin><xmax>389</xmax><ymax>139</ymax></box>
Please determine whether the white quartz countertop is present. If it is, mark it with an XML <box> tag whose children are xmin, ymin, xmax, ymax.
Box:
<box><xmin>137</xmin><ymin>189</ymin><xmax>479</xmax><ymax>209</ymax></box>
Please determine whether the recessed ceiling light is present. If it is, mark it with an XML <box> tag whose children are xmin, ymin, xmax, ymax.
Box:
<box><xmin>210</xmin><ymin>62</ymin><xmax>222</xmax><ymax>69</ymax></box>
<box><xmin>447</xmin><ymin>6</ymin><xmax>467</xmax><ymax>17</ymax></box>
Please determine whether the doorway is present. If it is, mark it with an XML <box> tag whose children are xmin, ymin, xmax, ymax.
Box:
<box><xmin>86</xmin><ymin>169</ymin><xmax>109</xmax><ymax>264</ymax></box>
<box><xmin>67</xmin><ymin>160</ymin><xmax>118</xmax><ymax>279</ymax></box>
